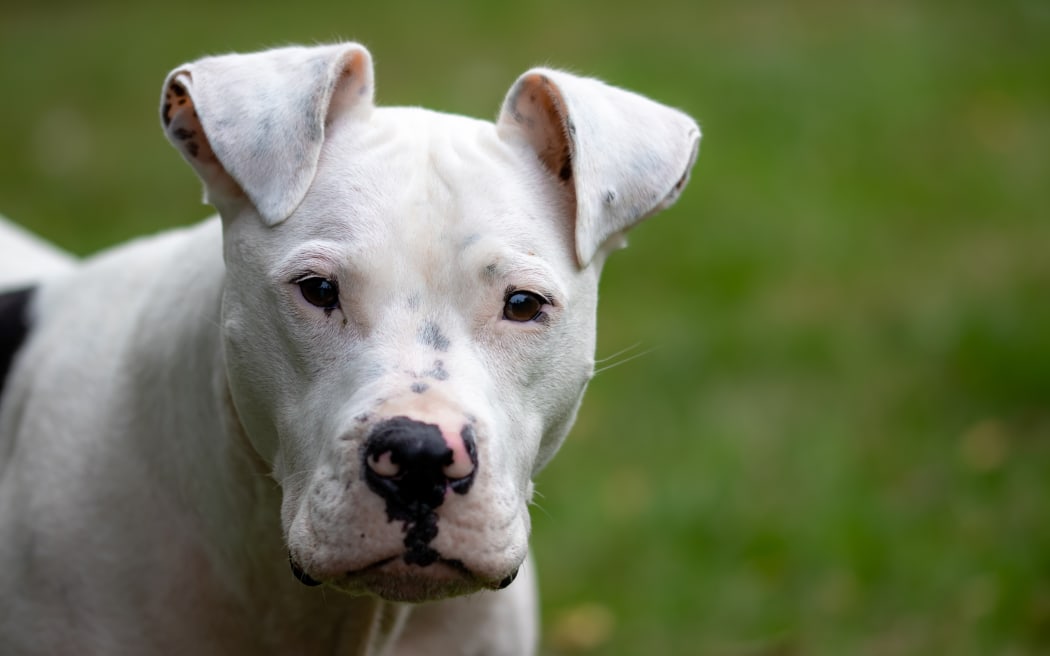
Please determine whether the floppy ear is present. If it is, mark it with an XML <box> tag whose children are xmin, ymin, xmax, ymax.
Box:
<box><xmin>498</xmin><ymin>69</ymin><xmax>700</xmax><ymax>268</ymax></box>
<box><xmin>160</xmin><ymin>43</ymin><xmax>374</xmax><ymax>225</ymax></box>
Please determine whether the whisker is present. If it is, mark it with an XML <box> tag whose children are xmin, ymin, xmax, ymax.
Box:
<box><xmin>593</xmin><ymin>345</ymin><xmax>660</xmax><ymax>376</ymax></box>
<box><xmin>594</xmin><ymin>342</ymin><xmax>644</xmax><ymax>364</ymax></box>
<box><xmin>528</xmin><ymin>498</ymin><xmax>554</xmax><ymax>521</ymax></box>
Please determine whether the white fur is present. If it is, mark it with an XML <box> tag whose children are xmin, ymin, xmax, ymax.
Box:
<box><xmin>0</xmin><ymin>216</ymin><xmax>76</xmax><ymax>291</ymax></box>
<box><xmin>0</xmin><ymin>43</ymin><xmax>698</xmax><ymax>654</ymax></box>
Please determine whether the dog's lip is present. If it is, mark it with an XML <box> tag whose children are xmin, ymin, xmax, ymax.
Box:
<box><xmin>296</xmin><ymin>552</ymin><xmax>467</xmax><ymax>583</ymax></box>
<box><xmin>346</xmin><ymin>554</ymin><xmax>401</xmax><ymax>576</ymax></box>
<box><xmin>299</xmin><ymin>552</ymin><xmax>516</xmax><ymax>601</ymax></box>
<box><xmin>345</xmin><ymin>553</ymin><xmax>472</xmax><ymax>580</ymax></box>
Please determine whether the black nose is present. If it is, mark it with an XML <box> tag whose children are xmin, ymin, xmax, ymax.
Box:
<box><xmin>363</xmin><ymin>417</ymin><xmax>476</xmax><ymax>519</ymax></box>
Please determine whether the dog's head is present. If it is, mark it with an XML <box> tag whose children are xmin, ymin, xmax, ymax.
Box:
<box><xmin>161</xmin><ymin>43</ymin><xmax>699</xmax><ymax>602</ymax></box>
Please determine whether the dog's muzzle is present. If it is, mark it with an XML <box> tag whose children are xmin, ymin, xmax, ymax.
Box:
<box><xmin>289</xmin><ymin>415</ymin><xmax>482</xmax><ymax>588</ymax></box>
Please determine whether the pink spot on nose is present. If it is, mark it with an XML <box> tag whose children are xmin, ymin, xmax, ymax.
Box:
<box><xmin>442</xmin><ymin>427</ymin><xmax>476</xmax><ymax>481</ymax></box>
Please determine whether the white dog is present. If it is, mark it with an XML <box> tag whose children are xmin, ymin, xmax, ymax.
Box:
<box><xmin>0</xmin><ymin>43</ymin><xmax>699</xmax><ymax>654</ymax></box>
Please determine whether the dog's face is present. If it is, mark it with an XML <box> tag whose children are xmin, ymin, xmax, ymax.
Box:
<box><xmin>221</xmin><ymin>110</ymin><xmax>598</xmax><ymax>600</ymax></box>
<box><xmin>162</xmin><ymin>44</ymin><xmax>698</xmax><ymax>602</ymax></box>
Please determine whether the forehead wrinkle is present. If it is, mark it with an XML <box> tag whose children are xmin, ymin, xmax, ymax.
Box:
<box><xmin>469</xmin><ymin>243</ymin><xmax>568</xmax><ymax>302</ymax></box>
<box><xmin>271</xmin><ymin>240</ymin><xmax>348</xmax><ymax>280</ymax></box>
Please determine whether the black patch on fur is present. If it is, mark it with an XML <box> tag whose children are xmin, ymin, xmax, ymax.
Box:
<box><xmin>402</xmin><ymin>514</ymin><xmax>441</xmax><ymax>567</ymax></box>
<box><xmin>411</xmin><ymin>381</ymin><xmax>429</xmax><ymax>394</ymax></box>
<box><xmin>0</xmin><ymin>286</ymin><xmax>34</xmax><ymax>401</ymax></box>
<box><xmin>418</xmin><ymin>321</ymin><xmax>450</xmax><ymax>352</ymax></box>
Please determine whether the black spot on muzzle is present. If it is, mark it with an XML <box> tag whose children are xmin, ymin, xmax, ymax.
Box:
<box><xmin>289</xmin><ymin>555</ymin><xmax>322</xmax><ymax>587</ymax></box>
<box><xmin>497</xmin><ymin>568</ymin><xmax>519</xmax><ymax>590</ymax></box>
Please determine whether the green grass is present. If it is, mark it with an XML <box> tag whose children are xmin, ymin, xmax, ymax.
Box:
<box><xmin>3</xmin><ymin>1</ymin><xmax>1048</xmax><ymax>653</ymax></box>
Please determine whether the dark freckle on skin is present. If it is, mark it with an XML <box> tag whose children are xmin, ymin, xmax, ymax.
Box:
<box><xmin>411</xmin><ymin>382</ymin><xmax>429</xmax><ymax>394</ymax></box>
<box><xmin>484</xmin><ymin>263</ymin><xmax>498</xmax><ymax>278</ymax></box>
<box><xmin>425</xmin><ymin>360</ymin><xmax>450</xmax><ymax>381</ymax></box>
<box><xmin>418</xmin><ymin>321</ymin><xmax>450</xmax><ymax>352</ymax></box>
<box><xmin>559</xmin><ymin>159</ymin><xmax>573</xmax><ymax>182</ymax></box>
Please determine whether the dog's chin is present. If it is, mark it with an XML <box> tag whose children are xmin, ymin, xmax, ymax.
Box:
<box><xmin>304</xmin><ymin>556</ymin><xmax>520</xmax><ymax>604</ymax></box>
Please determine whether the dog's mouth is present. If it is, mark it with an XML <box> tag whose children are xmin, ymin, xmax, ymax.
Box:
<box><xmin>288</xmin><ymin>552</ymin><xmax>519</xmax><ymax>603</ymax></box>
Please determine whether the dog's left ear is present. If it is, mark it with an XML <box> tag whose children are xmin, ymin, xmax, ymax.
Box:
<box><xmin>160</xmin><ymin>43</ymin><xmax>374</xmax><ymax>225</ymax></box>
<box><xmin>498</xmin><ymin>69</ymin><xmax>700</xmax><ymax>268</ymax></box>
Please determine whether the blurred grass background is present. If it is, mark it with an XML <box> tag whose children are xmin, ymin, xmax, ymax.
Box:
<box><xmin>2</xmin><ymin>1</ymin><xmax>1049</xmax><ymax>653</ymax></box>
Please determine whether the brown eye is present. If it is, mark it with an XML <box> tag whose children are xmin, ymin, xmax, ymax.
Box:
<box><xmin>503</xmin><ymin>291</ymin><xmax>546</xmax><ymax>322</ymax></box>
<box><xmin>299</xmin><ymin>277</ymin><xmax>340</xmax><ymax>309</ymax></box>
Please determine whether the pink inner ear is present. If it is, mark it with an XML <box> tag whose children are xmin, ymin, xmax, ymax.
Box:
<box><xmin>164</xmin><ymin>81</ymin><xmax>208</xmax><ymax>161</ymax></box>
<box><xmin>509</xmin><ymin>74</ymin><xmax>575</xmax><ymax>185</ymax></box>
<box><xmin>163</xmin><ymin>76</ymin><xmax>244</xmax><ymax>203</ymax></box>
<box><xmin>325</xmin><ymin>49</ymin><xmax>374</xmax><ymax>127</ymax></box>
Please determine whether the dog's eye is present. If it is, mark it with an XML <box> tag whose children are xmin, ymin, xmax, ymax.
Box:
<box><xmin>503</xmin><ymin>291</ymin><xmax>546</xmax><ymax>322</ymax></box>
<box><xmin>298</xmin><ymin>277</ymin><xmax>340</xmax><ymax>309</ymax></box>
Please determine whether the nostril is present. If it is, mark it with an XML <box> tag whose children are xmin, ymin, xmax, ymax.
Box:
<box><xmin>367</xmin><ymin>450</ymin><xmax>400</xmax><ymax>478</ymax></box>
<box><xmin>443</xmin><ymin>457</ymin><xmax>473</xmax><ymax>481</ymax></box>
<box><xmin>447</xmin><ymin>424</ymin><xmax>478</xmax><ymax>495</ymax></box>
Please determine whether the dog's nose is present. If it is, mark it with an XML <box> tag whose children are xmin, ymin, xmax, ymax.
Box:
<box><xmin>363</xmin><ymin>417</ymin><xmax>477</xmax><ymax>515</ymax></box>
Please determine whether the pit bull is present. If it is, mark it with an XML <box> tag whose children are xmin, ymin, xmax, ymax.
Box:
<box><xmin>0</xmin><ymin>42</ymin><xmax>699</xmax><ymax>654</ymax></box>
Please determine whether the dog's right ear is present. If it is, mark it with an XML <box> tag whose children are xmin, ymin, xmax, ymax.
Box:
<box><xmin>160</xmin><ymin>43</ymin><xmax>374</xmax><ymax>224</ymax></box>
